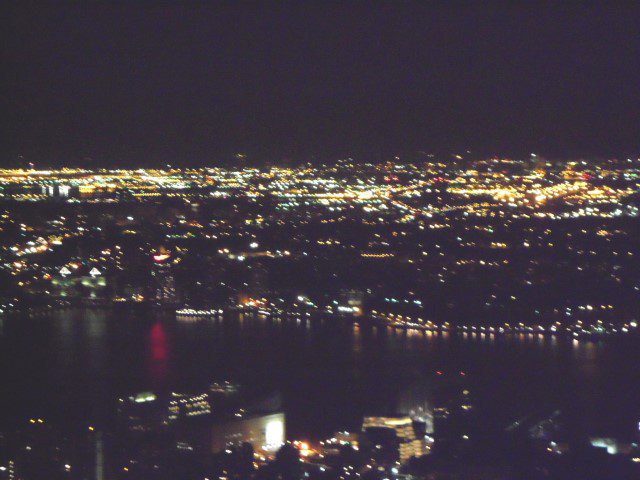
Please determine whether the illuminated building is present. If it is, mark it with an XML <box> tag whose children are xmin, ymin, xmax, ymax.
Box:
<box><xmin>362</xmin><ymin>416</ymin><xmax>425</xmax><ymax>463</ymax></box>
<box><xmin>167</xmin><ymin>391</ymin><xmax>212</xmax><ymax>422</ymax></box>
<box><xmin>397</xmin><ymin>382</ymin><xmax>435</xmax><ymax>434</ymax></box>
<box><xmin>116</xmin><ymin>392</ymin><xmax>160</xmax><ymax>433</ymax></box>
<box><xmin>0</xmin><ymin>460</ymin><xmax>15</xmax><ymax>480</ymax></box>
<box><xmin>336</xmin><ymin>289</ymin><xmax>365</xmax><ymax>316</ymax></box>
<box><xmin>431</xmin><ymin>381</ymin><xmax>475</xmax><ymax>442</ymax></box>
<box><xmin>209</xmin><ymin>380</ymin><xmax>240</xmax><ymax>396</ymax></box>
<box><xmin>50</xmin><ymin>265</ymin><xmax>107</xmax><ymax>300</ymax></box>
<box><xmin>41</xmin><ymin>184</ymin><xmax>73</xmax><ymax>198</ymax></box>
<box><xmin>210</xmin><ymin>412</ymin><xmax>285</xmax><ymax>455</ymax></box>
<box><xmin>151</xmin><ymin>247</ymin><xmax>178</xmax><ymax>305</ymax></box>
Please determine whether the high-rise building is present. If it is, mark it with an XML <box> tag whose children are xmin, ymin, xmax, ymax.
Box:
<box><xmin>167</xmin><ymin>391</ymin><xmax>212</xmax><ymax>422</ymax></box>
<box><xmin>362</xmin><ymin>416</ymin><xmax>425</xmax><ymax>463</ymax></box>
<box><xmin>116</xmin><ymin>391</ymin><xmax>160</xmax><ymax>433</ymax></box>
<box><xmin>151</xmin><ymin>247</ymin><xmax>178</xmax><ymax>305</ymax></box>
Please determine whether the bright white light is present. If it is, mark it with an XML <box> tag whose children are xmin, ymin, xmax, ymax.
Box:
<box><xmin>265</xmin><ymin>419</ymin><xmax>284</xmax><ymax>450</ymax></box>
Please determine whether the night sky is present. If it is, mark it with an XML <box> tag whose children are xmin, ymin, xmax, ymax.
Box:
<box><xmin>2</xmin><ymin>2</ymin><xmax>639</xmax><ymax>166</ymax></box>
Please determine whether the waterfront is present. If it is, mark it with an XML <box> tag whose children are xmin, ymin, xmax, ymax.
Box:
<box><xmin>1</xmin><ymin>308</ymin><xmax>639</xmax><ymax>441</ymax></box>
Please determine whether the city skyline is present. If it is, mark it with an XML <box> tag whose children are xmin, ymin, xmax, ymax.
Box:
<box><xmin>2</xmin><ymin>2</ymin><xmax>640</xmax><ymax>479</ymax></box>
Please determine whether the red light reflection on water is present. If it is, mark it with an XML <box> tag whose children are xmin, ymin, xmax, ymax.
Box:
<box><xmin>147</xmin><ymin>322</ymin><xmax>169</xmax><ymax>386</ymax></box>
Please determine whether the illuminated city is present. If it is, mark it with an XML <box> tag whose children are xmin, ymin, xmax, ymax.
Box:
<box><xmin>2</xmin><ymin>2</ymin><xmax>640</xmax><ymax>480</ymax></box>
<box><xmin>1</xmin><ymin>158</ymin><xmax>638</xmax><ymax>339</ymax></box>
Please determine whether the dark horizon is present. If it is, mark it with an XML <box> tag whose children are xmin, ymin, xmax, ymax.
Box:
<box><xmin>2</xmin><ymin>2</ymin><xmax>639</xmax><ymax>166</ymax></box>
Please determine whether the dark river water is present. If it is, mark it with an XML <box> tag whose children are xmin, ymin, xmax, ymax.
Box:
<box><xmin>1</xmin><ymin>308</ymin><xmax>639</xmax><ymax>441</ymax></box>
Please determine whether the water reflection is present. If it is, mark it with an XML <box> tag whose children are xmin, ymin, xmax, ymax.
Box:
<box><xmin>147</xmin><ymin>321</ymin><xmax>169</xmax><ymax>387</ymax></box>
<box><xmin>84</xmin><ymin>311</ymin><xmax>107</xmax><ymax>370</ymax></box>
<box><xmin>0</xmin><ymin>309</ymin><xmax>635</xmax><ymax>439</ymax></box>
